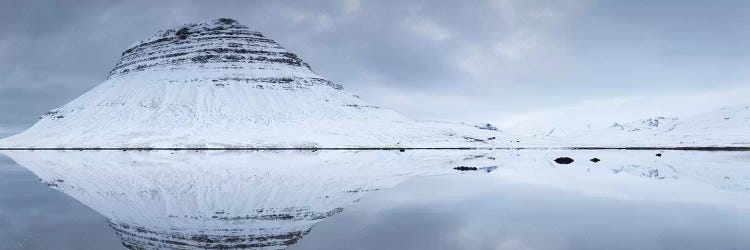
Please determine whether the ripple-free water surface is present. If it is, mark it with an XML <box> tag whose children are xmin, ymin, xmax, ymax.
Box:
<box><xmin>0</xmin><ymin>150</ymin><xmax>748</xmax><ymax>250</ymax></box>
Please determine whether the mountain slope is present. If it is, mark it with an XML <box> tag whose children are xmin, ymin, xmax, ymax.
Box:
<box><xmin>657</xmin><ymin>105</ymin><xmax>750</xmax><ymax>146</ymax></box>
<box><xmin>0</xmin><ymin>18</ymin><xmax>508</xmax><ymax>148</ymax></box>
<box><xmin>560</xmin><ymin>105</ymin><xmax>750</xmax><ymax>147</ymax></box>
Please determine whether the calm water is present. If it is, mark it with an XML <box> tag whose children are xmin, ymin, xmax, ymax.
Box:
<box><xmin>0</xmin><ymin>150</ymin><xmax>748</xmax><ymax>250</ymax></box>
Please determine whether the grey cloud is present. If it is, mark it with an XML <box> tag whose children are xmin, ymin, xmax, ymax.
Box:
<box><xmin>1</xmin><ymin>0</ymin><xmax>749</xmax><ymax>133</ymax></box>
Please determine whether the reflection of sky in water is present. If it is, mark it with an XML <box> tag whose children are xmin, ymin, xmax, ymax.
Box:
<box><xmin>0</xmin><ymin>150</ymin><xmax>749</xmax><ymax>250</ymax></box>
<box><xmin>0</xmin><ymin>154</ymin><xmax>121</xmax><ymax>249</ymax></box>
<box><xmin>296</xmin><ymin>175</ymin><xmax>750</xmax><ymax>250</ymax></box>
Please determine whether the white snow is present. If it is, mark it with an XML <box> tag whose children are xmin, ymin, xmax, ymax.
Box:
<box><xmin>553</xmin><ymin>105</ymin><xmax>750</xmax><ymax>147</ymax></box>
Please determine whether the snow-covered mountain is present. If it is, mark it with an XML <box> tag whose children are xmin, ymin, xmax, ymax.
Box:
<box><xmin>609</xmin><ymin>116</ymin><xmax>679</xmax><ymax>132</ymax></box>
<box><xmin>656</xmin><ymin>104</ymin><xmax>750</xmax><ymax>146</ymax></box>
<box><xmin>560</xmin><ymin>105</ymin><xmax>750</xmax><ymax>147</ymax></box>
<box><xmin>0</xmin><ymin>18</ymin><xmax>510</xmax><ymax>149</ymax></box>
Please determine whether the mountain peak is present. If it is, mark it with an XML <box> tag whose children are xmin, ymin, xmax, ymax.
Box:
<box><xmin>213</xmin><ymin>17</ymin><xmax>239</xmax><ymax>25</ymax></box>
<box><xmin>109</xmin><ymin>18</ymin><xmax>316</xmax><ymax>80</ymax></box>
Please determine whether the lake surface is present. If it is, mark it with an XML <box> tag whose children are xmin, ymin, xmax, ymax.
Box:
<box><xmin>0</xmin><ymin>149</ymin><xmax>748</xmax><ymax>250</ymax></box>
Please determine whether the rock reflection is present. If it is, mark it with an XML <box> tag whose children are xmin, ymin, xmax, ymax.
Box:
<box><xmin>1</xmin><ymin>150</ymin><xmax>496</xmax><ymax>249</ymax></box>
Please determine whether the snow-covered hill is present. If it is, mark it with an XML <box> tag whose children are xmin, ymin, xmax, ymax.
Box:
<box><xmin>559</xmin><ymin>105</ymin><xmax>750</xmax><ymax>147</ymax></box>
<box><xmin>609</xmin><ymin>116</ymin><xmax>679</xmax><ymax>133</ymax></box>
<box><xmin>657</xmin><ymin>104</ymin><xmax>750</xmax><ymax>146</ymax></box>
<box><xmin>0</xmin><ymin>18</ymin><xmax>514</xmax><ymax>149</ymax></box>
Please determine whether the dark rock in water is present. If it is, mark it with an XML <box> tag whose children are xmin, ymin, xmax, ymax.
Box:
<box><xmin>656</xmin><ymin>153</ymin><xmax>662</xmax><ymax>157</ymax></box>
<box><xmin>554</xmin><ymin>157</ymin><xmax>574</xmax><ymax>164</ymax></box>
<box><xmin>399</xmin><ymin>148</ymin><xmax>406</xmax><ymax>152</ymax></box>
<box><xmin>454</xmin><ymin>166</ymin><xmax>478</xmax><ymax>171</ymax></box>
<box><xmin>478</xmin><ymin>166</ymin><xmax>498</xmax><ymax>173</ymax></box>
<box><xmin>590</xmin><ymin>158</ymin><xmax>601</xmax><ymax>163</ymax></box>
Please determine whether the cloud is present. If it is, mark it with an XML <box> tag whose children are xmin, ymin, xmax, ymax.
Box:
<box><xmin>341</xmin><ymin>0</ymin><xmax>361</xmax><ymax>14</ymax></box>
<box><xmin>280</xmin><ymin>8</ymin><xmax>333</xmax><ymax>32</ymax></box>
<box><xmin>493</xmin><ymin>32</ymin><xmax>539</xmax><ymax>61</ymax></box>
<box><xmin>402</xmin><ymin>18</ymin><xmax>452</xmax><ymax>42</ymax></box>
<box><xmin>1</xmin><ymin>0</ymin><xmax>749</xmax><ymax>134</ymax></box>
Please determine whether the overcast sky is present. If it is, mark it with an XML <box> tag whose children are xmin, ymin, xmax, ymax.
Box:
<box><xmin>2</xmin><ymin>0</ymin><xmax>750</xmax><ymax>134</ymax></box>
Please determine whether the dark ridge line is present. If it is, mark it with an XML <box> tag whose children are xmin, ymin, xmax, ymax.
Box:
<box><xmin>0</xmin><ymin>147</ymin><xmax>749</xmax><ymax>151</ymax></box>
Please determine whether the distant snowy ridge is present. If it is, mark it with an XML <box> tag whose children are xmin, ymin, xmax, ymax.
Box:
<box><xmin>558</xmin><ymin>105</ymin><xmax>750</xmax><ymax>147</ymax></box>
<box><xmin>657</xmin><ymin>104</ymin><xmax>750</xmax><ymax>146</ymax></box>
<box><xmin>610</xmin><ymin>116</ymin><xmax>679</xmax><ymax>132</ymax></box>
<box><xmin>0</xmin><ymin>18</ymin><xmax>513</xmax><ymax>148</ymax></box>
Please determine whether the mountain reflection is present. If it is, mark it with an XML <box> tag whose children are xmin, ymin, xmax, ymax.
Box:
<box><xmin>3</xmin><ymin>150</ymin><xmax>750</xmax><ymax>249</ymax></box>
<box><xmin>1</xmin><ymin>150</ymin><xmax>497</xmax><ymax>249</ymax></box>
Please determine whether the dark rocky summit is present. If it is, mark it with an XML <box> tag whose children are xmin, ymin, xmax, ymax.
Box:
<box><xmin>107</xmin><ymin>18</ymin><xmax>342</xmax><ymax>91</ymax></box>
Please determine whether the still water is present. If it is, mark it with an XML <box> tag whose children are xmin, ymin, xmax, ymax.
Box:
<box><xmin>0</xmin><ymin>150</ymin><xmax>748</xmax><ymax>250</ymax></box>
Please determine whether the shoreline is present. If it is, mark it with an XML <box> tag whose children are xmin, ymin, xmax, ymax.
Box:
<box><xmin>1</xmin><ymin>146</ymin><xmax>749</xmax><ymax>151</ymax></box>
